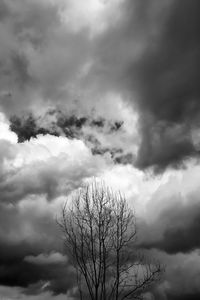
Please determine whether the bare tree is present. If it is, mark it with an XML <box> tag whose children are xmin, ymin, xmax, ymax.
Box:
<box><xmin>58</xmin><ymin>181</ymin><xmax>162</xmax><ymax>300</ymax></box>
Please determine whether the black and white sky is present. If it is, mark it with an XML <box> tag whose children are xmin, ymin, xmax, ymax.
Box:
<box><xmin>0</xmin><ymin>0</ymin><xmax>199</xmax><ymax>299</ymax></box>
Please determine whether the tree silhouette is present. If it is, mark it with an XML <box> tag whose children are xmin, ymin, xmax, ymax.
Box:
<box><xmin>58</xmin><ymin>181</ymin><xmax>161</xmax><ymax>300</ymax></box>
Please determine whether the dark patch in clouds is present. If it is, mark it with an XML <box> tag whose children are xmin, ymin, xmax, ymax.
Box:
<box><xmin>10</xmin><ymin>110</ymin><xmax>123</xmax><ymax>141</ymax></box>
<box><xmin>0</xmin><ymin>203</ymin><xmax>75</xmax><ymax>295</ymax></box>
<box><xmin>109</xmin><ymin>121</ymin><xmax>123</xmax><ymax>132</ymax></box>
<box><xmin>92</xmin><ymin>146</ymin><xmax>122</xmax><ymax>158</ymax></box>
<box><xmin>90</xmin><ymin>117</ymin><xmax>105</xmax><ymax>128</ymax></box>
<box><xmin>9</xmin><ymin>110</ymin><xmax>126</xmax><ymax>164</ymax></box>
<box><xmin>9</xmin><ymin>112</ymin><xmax>86</xmax><ymax>141</ymax></box>
<box><xmin>139</xmin><ymin>200</ymin><xmax>200</xmax><ymax>254</ymax></box>
<box><xmin>169</xmin><ymin>294</ymin><xmax>200</xmax><ymax>300</ymax></box>
<box><xmin>10</xmin><ymin>114</ymin><xmax>59</xmax><ymax>142</ymax></box>
<box><xmin>114</xmin><ymin>153</ymin><xmax>134</xmax><ymax>165</ymax></box>
<box><xmin>137</xmin><ymin>120</ymin><xmax>197</xmax><ymax>172</ymax></box>
<box><xmin>56</xmin><ymin>114</ymin><xmax>87</xmax><ymax>138</ymax></box>
<box><xmin>0</xmin><ymin>251</ymin><xmax>74</xmax><ymax>295</ymax></box>
<box><xmin>128</xmin><ymin>0</ymin><xmax>200</xmax><ymax>170</ymax></box>
<box><xmin>157</xmin><ymin>213</ymin><xmax>200</xmax><ymax>254</ymax></box>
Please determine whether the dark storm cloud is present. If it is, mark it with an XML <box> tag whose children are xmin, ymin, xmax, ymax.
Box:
<box><xmin>0</xmin><ymin>202</ymin><xmax>75</xmax><ymax>295</ymax></box>
<box><xmin>168</xmin><ymin>294</ymin><xmax>200</xmax><ymax>300</ymax></box>
<box><xmin>127</xmin><ymin>0</ymin><xmax>200</xmax><ymax>170</ymax></box>
<box><xmin>0</xmin><ymin>0</ymin><xmax>199</xmax><ymax>170</ymax></box>
<box><xmin>147</xmin><ymin>249</ymin><xmax>200</xmax><ymax>300</ymax></box>
<box><xmin>0</xmin><ymin>1</ymin><xmax>200</xmax><ymax>299</ymax></box>
<box><xmin>139</xmin><ymin>199</ymin><xmax>200</xmax><ymax>254</ymax></box>
<box><xmin>10</xmin><ymin>114</ymin><xmax>59</xmax><ymax>142</ymax></box>
<box><xmin>137</xmin><ymin>120</ymin><xmax>197</xmax><ymax>171</ymax></box>
<box><xmin>155</xmin><ymin>210</ymin><xmax>200</xmax><ymax>254</ymax></box>
<box><xmin>128</xmin><ymin>0</ymin><xmax>199</xmax><ymax>122</ymax></box>
<box><xmin>0</xmin><ymin>248</ymin><xmax>74</xmax><ymax>295</ymax></box>
<box><xmin>84</xmin><ymin>0</ymin><xmax>200</xmax><ymax>170</ymax></box>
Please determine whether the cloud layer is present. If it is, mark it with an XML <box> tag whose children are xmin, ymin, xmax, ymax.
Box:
<box><xmin>0</xmin><ymin>0</ymin><xmax>199</xmax><ymax>299</ymax></box>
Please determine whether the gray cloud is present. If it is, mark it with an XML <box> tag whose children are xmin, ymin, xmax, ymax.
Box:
<box><xmin>131</xmin><ymin>0</ymin><xmax>200</xmax><ymax>170</ymax></box>
<box><xmin>138</xmin><ymin>177</ymin><xmax>200</xmax><ymax>254</ymax></box>
<box><xmin>83</xmin><ymin>0</ymin><xmax>200</xmax><ymax>170</ymax></box>
<box><xmin>24</xmin><ymin>252</ymin><xmax>67</xmax><ymax>265</ymax></box>
<box><xmin>0</xmin><ymin>202</ymin><xmax>73</xmax><ymax>295</ymax></box>
<box><xmin>0</xmin><ymin>133</ymin><xmax>107</xmax><ymax>203</ymax></box>
<box><xmin>1</xmin><ymin>0</ymin><xmax>200</xmax><ymax>170</ymax></box>
<box><xmin>139</xmin><ymin>201</ymin><xmax>200</xmax><ymax>254</ymax></box>
<box><xmin>132</xmin><ymin>249</ymin><xmax>200</xmax><ymax>300</ymax></box>
<box><xmin>149</xmin><ymin>250</ymin><xmax>200</xmax><ymax>300</ymax></box>
<box><xmin>127</xmin><ymin>0</ymin><xmax>200</xmax><ymax>170</ymax></box>
<box><xmin>0</xmin><ymin>1</ymin><xmax>200</xmax><ymax>299</ymax></box>
<box><xmin>0</xmin><ymin>0</ymin><xmax>91</xmax><ymax>116</ymax></box>
<box><xmin>9</xmin><ymin>111</ymin><xmax>128</xmax><ymax>164</ymax></box>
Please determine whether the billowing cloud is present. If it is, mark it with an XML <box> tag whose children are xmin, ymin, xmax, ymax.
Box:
<box><xmin>1</xmin><ymin>114</ymin><xmax>200</xmax><ymax>299</ymax></box>
<box><xmin>0</xmin><ymin>1</ymin><xmax>199</xmax><ymax>299</ymax></box>
<box><xmin>8</xmin><ymin>101</ymin><xmax>139</xmax><ymax>164</ymax></box>
<box><xmin>0</xmin><ymin>0</ymin><xmax>199</xmax><ymax>170</ymax></box>
<box><xmin>99</xmin><ymin>159</ymin><xmax>200</xmax><ymax>256</ymax></box>
<box><xmin>0</xmin><ymin>113</ymin><xmax>109</xmax><ymax>296</ymax></box>
<box><xmin>79</xmin><ymin>0</ymin><xmax>200</xmax><ymax>170</ymax></box>
<box><xmin>0</xmin><ymin>129</ymin><xmax>108</xmax><ymax>203</ymax></box>
<box><xmin>135</xmin><ymin>162</ymin><xmax>200</xmax><ymax>255</ymax></box>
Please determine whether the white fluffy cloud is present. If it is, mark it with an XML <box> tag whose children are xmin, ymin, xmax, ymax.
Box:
<box><xmin>2</xmin><ymin>111</ymin><xmax>200</xmax><ymax>227</ymax></box>
<box><xmin>59</xmin><ymin>0</ymin><xmax>124</xmax><ymax>35</ymax></box>
<box><xmin>0</xmin><ymin>112</ymin><xmax>109</xmax><ymax>246</ymax></box>
<box><xmin>0</xmin><ymin>113</ymin><xmax>109</xmax><ymax>204</ymax></box>
<box><xmin>0</xmin><ymin>112</ymin><xmax>17</xmax><ymax>143</ymax></box>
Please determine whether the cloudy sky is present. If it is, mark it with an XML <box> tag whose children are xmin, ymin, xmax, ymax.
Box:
<box><xmin>0</xmin><ymin>0</ymin><xmax>199</xmax><ymax>299</ymax></box>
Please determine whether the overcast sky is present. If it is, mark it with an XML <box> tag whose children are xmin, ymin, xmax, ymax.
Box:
<box><xmin>0</xmin><ymin>0</ymin><xmax>199</xmax><ymax>299</ymax></box>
